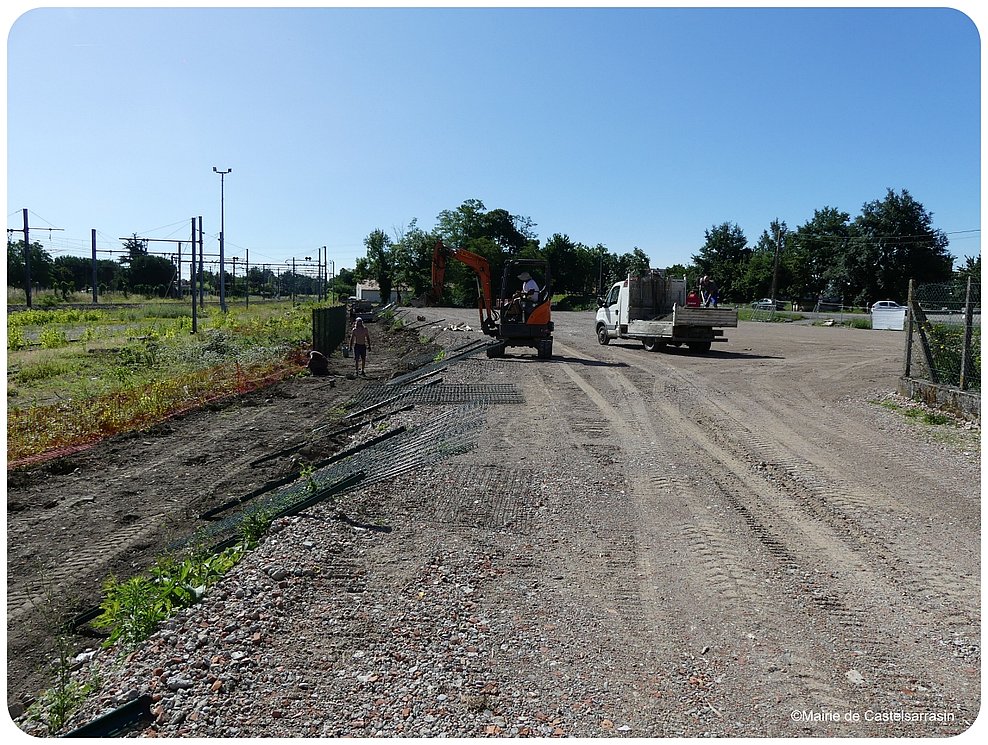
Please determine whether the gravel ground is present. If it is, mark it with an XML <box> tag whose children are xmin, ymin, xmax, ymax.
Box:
<box><xmin>8</xmin><ymin>308</ymin><xmax>981</xmax><ymax>738</ymax></box>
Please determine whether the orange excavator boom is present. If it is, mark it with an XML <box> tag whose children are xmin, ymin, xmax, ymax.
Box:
<box><xmin>431</xmin><ymin>239</ymin><xmax>497</xmax><ymax>332</ymax></box>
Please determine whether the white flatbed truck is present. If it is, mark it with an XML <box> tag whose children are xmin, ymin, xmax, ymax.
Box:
<box><xmin>595</xmin><ymin>271</ymin><xmax>738</xmax><ymax>353</ymax></box>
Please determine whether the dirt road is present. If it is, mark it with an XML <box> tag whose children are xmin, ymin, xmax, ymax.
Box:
<box><xmin>6</xmin><ymin>308</ymin><xmax>980</xmax><ymax>736</ymax></box>
<box><xmin>510</xmin><ymin>311</ymin><xmax>981</xmax><ymax>735</ymax></box>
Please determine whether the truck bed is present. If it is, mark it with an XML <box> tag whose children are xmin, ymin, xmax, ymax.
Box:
<box><xmin>627</xmin><ymin>305</ymin><xmax>738</xmax><ymax>333</ymax></box>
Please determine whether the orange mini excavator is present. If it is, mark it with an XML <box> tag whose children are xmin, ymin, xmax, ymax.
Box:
<box><xmin>431</xmin><ymin>239</ymin><xmax>553</xmax><ymax>359</ymax></box>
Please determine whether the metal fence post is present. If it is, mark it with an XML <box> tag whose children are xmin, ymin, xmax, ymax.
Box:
<box><xmin>959</xmin><ymin>276</ymin><xmax>973</xmax><ymax>391</ymax></box>
<box><xmin>903</xmin><ymin>278</ymin><xmax>914</xmax><ymax>378</ymax></box>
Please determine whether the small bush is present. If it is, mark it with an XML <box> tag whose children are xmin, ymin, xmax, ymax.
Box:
<box><xmin>7</xmin><ymin>327</ymin><xmax>29</xmax><ymax>351</ymax></box>
<box><xmin>15</xmin><ymin>358</ymin><xmax>75</xmax><ymax>384</ymax></box>
<box><xmin>38</xmin><ymin>326</ymin><xmax>68</xmax><ymax>349</ymax></box>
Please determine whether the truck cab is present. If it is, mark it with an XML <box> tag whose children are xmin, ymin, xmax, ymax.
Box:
<box><xmin>595</xmin><ymin>272</ymin><xmax>736</xmax><ymax>353</ymax></box>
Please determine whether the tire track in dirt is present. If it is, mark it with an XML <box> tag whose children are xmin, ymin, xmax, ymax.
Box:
<box><xmin>552</xmin><ymin>339</ymin><xmax>976</xmax><ymax>728</ymax></box>
<box><xmin>550</xmin><ymin>341</ymin><xmax>862</xmax><ymax>725</ymax></box>
<box><xmin>7</xmin><ymin>513</ymin><xmax>166</xmax><ymax>622</ymax></box>
<box><xmin>635</xmin><ymin>355</ymin><xmax>980</xmax><ymax>663</ymax></box>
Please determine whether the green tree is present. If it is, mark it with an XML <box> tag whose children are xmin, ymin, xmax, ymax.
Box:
<box><xmin>788</xmin><ymin>207</ymin><xmax>852</xmax><ymax>301</ymax></box>
<box><xmin>53</xmin><ymin>255</ymin><xmax>92</xmax><ymax>291</ymax></box>
<box><xmin>331</xmin><ymin>267</ymin><xmax>356</xmax><ymax>301</ymax></box>
<box><xmin>129</xmin><ymin>254</ymin><xmax>176</xmax><ymax>296</ymax></box>
<box><xmin>542</xmin><ymin>233</ymin><xmax>583</xmax><ymax>294</ymax></box>
<box><xmin>613</xmin><ymin>247</ymin><xmax>651</xmax><ymax>282</ymax></box>
<box><xmin>433</xmin><ymin>199</ymin><xmax>541</xmax><ymax>306</ymax></box>
<box><xmin>953</xmin><ymin>254</ymin><xmax>981</xmax><ymax>307</ymax></box>
<box><xmin>95</xmin><ymin>259</ymin><xmax>125</xmax><ymax>293</ymax></box>
<box><xmin>847</xmin><ymin>188</ymin><xmax>952</xmax><ymax>305</ymax></box>
<box><xmin>390</xmin><ymin>220</ymin><xmax>439</xmax><ymax>301</ymax></box>
<box><xmin>737</xmin><ymin>219</ymin><xmax>793</xmax><ymax>302</ymax></box>
<box><xmin>692</xmin><ymin>223</ymin><xmax>751</xmax><ymax>303</ymax></box>
<box><xmin>355</xmin><ymin>228</ymin><xmax>395</xmax><ymax>303</ymax></box>
<box><xmin>7</xmin><ymin>240</ymin><xmax>55</xmax><ymax>289</ymax></box>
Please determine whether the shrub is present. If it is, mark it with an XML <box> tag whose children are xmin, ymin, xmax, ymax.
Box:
<box><xmin>7</xmin><ymin>327</ymin><xmax>28</xmax><ymax>351</ymax></box>
<box><xmin>38</xmin><ymin>326</ymin><xmax>69</xmax><ymax>349</ymax></box>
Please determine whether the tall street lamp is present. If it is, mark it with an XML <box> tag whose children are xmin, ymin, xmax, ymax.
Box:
<box><xmin>213</xmin><ymin>166</ymin><xmax>232</xmax><ymax>312</ymax></box>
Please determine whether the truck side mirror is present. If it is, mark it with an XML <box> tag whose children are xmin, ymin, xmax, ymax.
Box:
<box><xmin>597</xmin><ymin>297</ymin><xmax>605</xmax><ymax>308</ymax></box>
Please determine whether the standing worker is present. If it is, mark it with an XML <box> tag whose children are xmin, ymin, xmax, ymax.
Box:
<box><xmin>349</xmin><ymin>317</ymin><xmax>371</xmax><ymax>376</ymax></box>
<box><xmin>700</xmin><ymin>275</ymin><xmax>719</xmax><ymax>308</ymax></box>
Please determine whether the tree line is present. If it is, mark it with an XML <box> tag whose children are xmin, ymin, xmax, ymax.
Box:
<box><xmin>6</xmin><ymin>235</ymin><xmax>343</xmax><ymax>302</ymax></box>
<box><xmin>8</xmin><ymin>188</ymin><xmax>979</xmax><ymax>308</ymax></box>
<box><xmin>354</xmin><ymin>190</ymin><xmax>976</xmax><ymax>309</ymax></box>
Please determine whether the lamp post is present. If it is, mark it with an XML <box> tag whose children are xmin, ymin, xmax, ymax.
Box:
<box><xmin>213</xmin><ymin>167</ymin><xmax>231</xmax><ymax>312</ymax></box>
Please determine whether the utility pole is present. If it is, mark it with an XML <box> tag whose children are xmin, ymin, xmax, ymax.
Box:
<box><xmin>245</xmin><ymin>248</ymin><xmax>250</xmax><ymax>308</ymax></box>
<box><xmin>190</xmin><ymin>217</ymin><xmax>198</xmax><ymax>333</ymax></box>
<box><xmin>213</xmin><ymin>167</ymin><xmax>231</xmax><ymax>312</ymax></box>
<box><xmin>91</xmin><ymin>229</ymin><xmax>98</xmax><ymax>303</ymax></box>
<box><xmin>770</xmin><ymin>222</ymin><xmax>784</xmax><ymax>306</ymax></box>
<box><xmin>198</xmin><ymin>216</ymin><xmax>205</xmax><ymax>309</ymax></box>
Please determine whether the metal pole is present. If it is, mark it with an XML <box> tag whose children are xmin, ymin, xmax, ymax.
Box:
<box><xmin>903</xmin><ymin>278</ymin><xmax>914</xmax><ymax>378</ymax></box>
<box><xmin>197</xmin><ymin>216</ymin><xmax>205</xmax><ymax>308</ymax></box>
<box><xmin>22</xmin><ymin>209</ymin><xmax>32</xmax><ymax>308</ymax></box>
<box><xmin>320</xmin><ymin>246</ymin><xmax>325</xmax><ymax>302</ymax></box>
<box><xmin>91</xmin><ymin>229</ymin><xmax>98</xmax><ymax>303</ymax></box>
<box><xmin>960</xmin><ymin>276</ymin><xmax>973</xmax><ymax>391</ymax></box>
<box><xmin>191</xmin><ymin>218</ymin><xmax>198</xmax><ymax>334</ymax></box>
<box><xmin>770</xmin><ymin>223</ymin><xmax>782</xmax><ymax>306</ymax></box>
<box><xmin>213</xmin><ymin>167</ymin><xmax>231</xmax><ymax>311</ymax></box>
<box><xmin>245</xmin><ymin>248</ymin><xmax>250</xmax><ymax>308</ymax></box>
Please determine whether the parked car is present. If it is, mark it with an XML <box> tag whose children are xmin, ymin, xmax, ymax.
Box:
<box><xmin>871</xmin><ymin>300</ymin><xmax>904</xmax><ymax>312</ymax></box>
<box><xmin>751</xmin><ymin>298</ymin><xmax>781</xmax><ymax>310</ymax></box>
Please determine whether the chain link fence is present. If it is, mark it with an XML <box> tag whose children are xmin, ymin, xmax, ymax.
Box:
<box><xmin>904</xmin><ymin>278</ymin><xmax>980</xmax><ymax>392</ymax></box>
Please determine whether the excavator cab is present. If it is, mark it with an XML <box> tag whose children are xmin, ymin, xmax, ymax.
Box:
<box><xmin>489</xmin><ymin>258</ymin><xmax>553</xmax><ymax>359</ymax></box>
<box><xmin>431</xmin><ymin>240</ymin><xmax>553</xmax><ymax>359</ymax></box>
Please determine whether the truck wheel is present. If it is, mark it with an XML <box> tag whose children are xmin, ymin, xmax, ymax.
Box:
<box><xmin>642</xmin><ymin>338</ymin><xmax>664</xmax><ymax>352</ymax></box>
<box><xmin>596</xmin><ymin>326</ymin><xmax>610</xmax><ymax>345</ymax></box>
<box><xmin>688</xmin><ymin>341</ymin><xmax>712</xmax><ymax>353</ymax></box>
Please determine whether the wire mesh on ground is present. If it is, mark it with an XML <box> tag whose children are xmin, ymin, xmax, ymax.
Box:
<box><xmin>350</xmin><ymin>382</ymin><xmax>525</xmax><ymax>409</ymax></box>
<box><xmin>192</xmin><ymin>332</ymin><xmax>506</xmax><ymax>545</ymax></box>
<box><xmin>195</xmin><ymin>403</ymin><xmax>486</xmax><ymax>545</ymax></box>
<box><xmin>385</xmin><ymin>339</ymin><xmax>494</xmax><ymax>388</ymax></box>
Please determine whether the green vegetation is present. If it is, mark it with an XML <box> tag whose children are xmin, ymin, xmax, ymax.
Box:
<box><xmin>6</xmin><ymin>300</ymin><xmax>315</xmax><ymax>464</ymax></box>
<box><xmin>25</xmin><ymin>635</ymin><xmax>99</xmax><ymax>734</ymax></box>
<box><xmin>876</xmin><ymin>398</ymin><xmax>958</xmax><ymax>427</ymax></box>
<box><xmin>92</xmin><ymin>543</ymin><xmax>247</xmax><ymax>649</ymax></box>
<box><xmin>927</xmin><ymin>323</ymin><xmax>981</xmax><ymax>390</ymax></box>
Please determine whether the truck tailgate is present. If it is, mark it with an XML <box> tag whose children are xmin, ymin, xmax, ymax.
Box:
<box><xmin>672</xmin><ymin>307</ymin><xmax>738</xmax><ymax>327</ymax></box>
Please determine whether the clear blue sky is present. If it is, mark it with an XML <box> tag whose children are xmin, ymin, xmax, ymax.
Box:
<box><xmin>4</xmin><ymin>2</ymin><xmax>983</xmax><ymax>281</ymax></box>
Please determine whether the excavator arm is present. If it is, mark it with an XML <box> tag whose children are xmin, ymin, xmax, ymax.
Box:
<box><xmin>431</xmin><ymin>239</ymin><xmax>498</xmax><ymax>335</ymax></box>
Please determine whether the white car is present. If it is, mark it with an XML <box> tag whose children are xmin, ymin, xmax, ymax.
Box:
<box><xmin>871</xmin><ymin>300</ymin><xmax>904</xmax><ymax>312</ymax></box>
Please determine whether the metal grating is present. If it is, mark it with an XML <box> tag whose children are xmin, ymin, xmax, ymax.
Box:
<box><xmin>352</xmin><ymin>382</ymin><xmax>524</xmax><ymax>408</ymax></box>
<box><xmin>193</xmin><ymin>403</ymin><xmax>486</xmax><ymax>544</ymax></box>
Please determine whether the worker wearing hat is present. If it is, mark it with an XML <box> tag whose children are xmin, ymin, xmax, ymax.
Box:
<box><xmin>518</xmin><ymin>271</ymin><xmax>540</xmax><ymax>308</ymax></box>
